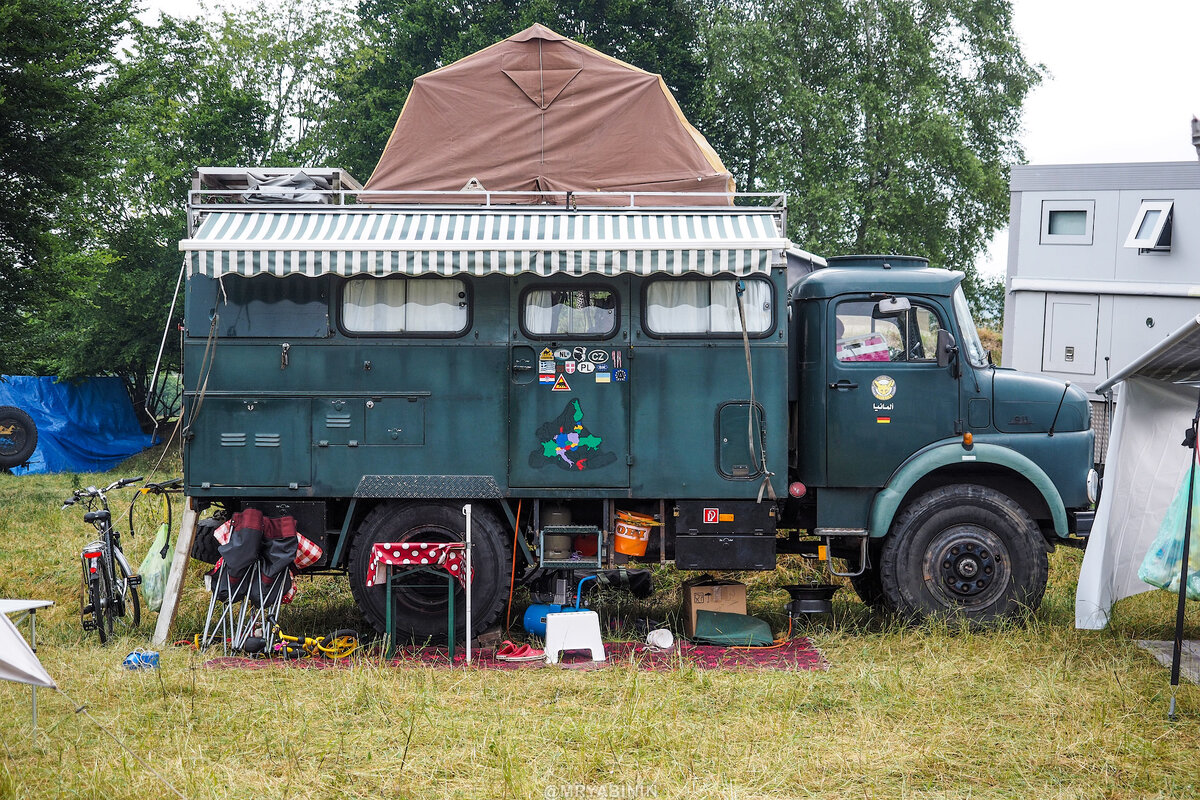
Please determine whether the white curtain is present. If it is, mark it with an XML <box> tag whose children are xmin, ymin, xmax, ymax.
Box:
<box><xmin>647</xmin><ymin>279</ymin><xmax>771</xmax><ymax>334</ymax></box>
<box><xmin>1076</xmin><ymin>377</ymin><xmax>1195</xmax><ymax>628</ymax></box>
<box><xmin>343</xmin><ymin>278</ymin><xmax>465</xmax><ymax>332</ymax></box>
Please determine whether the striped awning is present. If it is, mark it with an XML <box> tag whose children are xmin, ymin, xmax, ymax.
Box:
<box><xmin>180</xmin><ymin>209</ymin><xmax>787</xmax><ymax>278</ymax></box>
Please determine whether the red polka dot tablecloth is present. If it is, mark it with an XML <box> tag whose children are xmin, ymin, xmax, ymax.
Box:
<box><xmin>366</xmin><ymin>542</ymin><xmax>471</xmax><ymax>588</ymax></box>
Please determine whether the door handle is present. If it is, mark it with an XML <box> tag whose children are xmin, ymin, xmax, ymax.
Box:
<box><xmin>513</xmin><ymin>363</ymin><xmax>532</xmax><ymax>372</ymax></box>
<box><xmin>828</xmin><ymin>380</ymin><xmax>859</xmax><ymax>390</ymax></box>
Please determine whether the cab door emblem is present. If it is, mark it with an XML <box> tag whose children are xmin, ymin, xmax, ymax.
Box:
<box><xmin>871</xmin><ymin>375</ymin><xmax>896</xmax><ymax>401</ymax></box>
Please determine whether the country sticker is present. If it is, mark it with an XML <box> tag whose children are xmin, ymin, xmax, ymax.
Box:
<box><xmin>565</xmin><ymin>361</ymin><xmax>576</xmax><ymax>374</ymax></box>
<box><xmin>540</xmin><ymin>375</ymin><xmax>556</xmax><ymax>384</ymax></box>
<box><xmin>588</xmin><ymin>349</ymin><xmax>609</xmax><ymax>364</ymax></box>
<box><xmin>553</xmin><ymin>348</ymin><xmax>572</xmax><ymax>360</ymax></box>
<box><xmin>876</xmin><ymin>416</ymin><xmax>891</xmax><ymax>424</ymax></box>
<box><xmin>595</xmin><ymin>371</ymin><xmax>611</xmax><ymax>384</ymax></box>
<box><xmin>614</xmin><ymin>369</ymin><xmax>628</xmax><ymax>382</ymax></box>
<box><xmin>539</xmin><ymin>360</ymin><xmax>556</xmax><ymax>373</ymax></box>
<box><xmin>552</xmin><ymin>374</ymin><xmax>572</xmax><ymax>392</ymax></box>
<box><xmin>577</xmin><ymin>362</ymin><xmax>596</xmax><ymax>374</ymax></box>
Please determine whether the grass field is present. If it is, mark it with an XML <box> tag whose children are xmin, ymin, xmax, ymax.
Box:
<box><xmin>1</xmin><ymin>447</ymin><xmax>1198</xmax><ymax>799</ymax></box>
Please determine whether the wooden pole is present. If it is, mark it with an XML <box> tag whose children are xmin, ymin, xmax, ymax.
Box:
<box><xmin>152</xmin><ymin>497</ymin><xmax>199</xmax><ymax>646</ymax></box>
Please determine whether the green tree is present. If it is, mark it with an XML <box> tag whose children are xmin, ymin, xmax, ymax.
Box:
<box><xmin>326</xmin><ymin>0</ymin><xmax>706</xmax><ymax>181</ymax></box>
<box><xmin>22</xmin><ymin>13</ymin><xmax>278</xmax><ymax>422</ymax></box>
<box><xmin>0</xmin><ymin>0</ymin><xmax>135</xmax><ymax>374</ymax></box>
<box><xmin>697</xmin><ymin>0</ymin><xmax>1040</xmax><ymax>311</ymax></box>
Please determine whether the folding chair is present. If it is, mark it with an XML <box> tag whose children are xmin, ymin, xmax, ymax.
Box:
<box><xmin>232</xmin><ymin>516</ymin><xmax>298</xmax><ymax>653</ymax></box>
<box><xmin>201</xmin><ymin>509</ymin><xmax>264</xmax><ymax>653</ymax></box>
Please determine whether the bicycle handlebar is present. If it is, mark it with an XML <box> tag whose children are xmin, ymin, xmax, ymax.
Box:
<box><xmin>60</xmin><ymin>476</ymin><xmax>145</xmax><ymax>508</ymax></box>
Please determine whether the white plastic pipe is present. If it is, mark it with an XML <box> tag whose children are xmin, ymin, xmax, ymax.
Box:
<box><xmin>462</xmin><ymin>504</ymin><xmax>472</xmax><ymax>664</ymax></box>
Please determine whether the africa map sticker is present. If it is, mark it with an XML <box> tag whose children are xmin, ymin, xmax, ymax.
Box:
<box><xmin>552</xmin><ymin>374</ymin><xmax>571</xmax><ymax>392</ymax></box>
<box><xmin>529</xmin><ymin>398</ymin><xmax>618</xmax><ymax>472</ymax></box>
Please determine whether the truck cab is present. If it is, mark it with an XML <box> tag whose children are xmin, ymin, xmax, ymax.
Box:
<box><xmin>789</xmin><ymin>255</ymin><xmax>1095</xmax><ymax>619</ymax></box>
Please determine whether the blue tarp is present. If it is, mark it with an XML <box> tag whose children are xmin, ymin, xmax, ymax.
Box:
<box><xmin>0</xmin><ymin>376</ymin><xmax>155</xmax><ymax>474</ymax></box>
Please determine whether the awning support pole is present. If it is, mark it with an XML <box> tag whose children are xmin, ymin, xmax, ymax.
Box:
<box><xmin>1168</xmin><ymin>390</ymin><xmax>1200</xmax><ymax>719</ymax></box>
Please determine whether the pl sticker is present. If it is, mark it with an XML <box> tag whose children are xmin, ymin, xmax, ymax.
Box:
<box><xmin>576</xmin><ymin>361</ymin><xmax>596</xmax><ymax>374</ymax></box>
<box><xmin>871</xmin><ymin>375</ymin><xmax>896</xmax><ymax>401</ymax></box>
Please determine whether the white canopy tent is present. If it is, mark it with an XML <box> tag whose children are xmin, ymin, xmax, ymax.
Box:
<box><xmin>1076</xmin><ymin>315</ymin><xmax>1200</xmax><ymax>629</ymax></box>
<box><xmin>1</xmin><ymin>599</ymin><xmax>56</xmax><ymax>736</ymax></box>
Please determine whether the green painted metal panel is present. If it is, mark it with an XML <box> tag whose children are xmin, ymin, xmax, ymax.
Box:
<box><xmin>825</xmin><ymin>294</ymin><xmax>960</xmax><ymax>488</ymax></box>
<box><xmin>186</xmin><ymin>397</ymin><xmax>312</xmax><ymax>487</ymax></box>
<box><xmin>507</xmin><ymin>276</ymin><xmax>631</xmax><ymax>488</ymax></box>
<box><xmin>867</xmin><ymin>441</ymin><xmax>1070</xmax><ymax>538</ymax></box>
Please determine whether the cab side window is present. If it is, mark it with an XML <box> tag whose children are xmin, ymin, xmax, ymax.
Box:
<box><xmin>835</xmin><ymin>300</ymin><xmax>943</xmax><ymax>363</ymax></box>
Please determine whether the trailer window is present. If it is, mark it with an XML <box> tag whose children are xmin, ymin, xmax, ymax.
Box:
<box><xmin>643</xmin><ymin>278</ymin><xmax>773</xmax><ymax>336</ymax></box>
<box><xmin>341</xmin><ymin>277</ymin><xmax>468</xmax><ymax>334</ymax></box>
<box><xmin>835</xmin><ymin>300</ymin><xmax>942</xmax><ymax>362</ymax></box>
<box><xmin>522</xmin><ymin>286</ymin><xmax>618</xmax><ymax>338</ymax></box>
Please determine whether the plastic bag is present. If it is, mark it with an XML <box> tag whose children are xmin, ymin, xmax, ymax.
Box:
<box><xmin>139</xmin><ymin>522</ymin><xmax>174</xmax><ymax>612</ymax></box>
<box><xmin>1138</xmin><ymin>462</ymin><xmax>1200</xmax><ymax>601</ymax></box>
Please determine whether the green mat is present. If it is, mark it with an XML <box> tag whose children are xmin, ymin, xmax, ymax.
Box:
<box><xmin>692</xmin><ymin>610</ymin><xmax>774</xmax><ymax>646</ymax></box>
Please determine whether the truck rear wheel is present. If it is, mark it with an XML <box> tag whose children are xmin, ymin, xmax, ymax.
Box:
<box><xmin>347</xmin><ymin>501</ymin><xmax>511</xmax><ymax>642</ymax></box>
<box><xmin>879</xmin><ymin>484</ymin><xmax>1048</xmax><ymax>626</ymax></box>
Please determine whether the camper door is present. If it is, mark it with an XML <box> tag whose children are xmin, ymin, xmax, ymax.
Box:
<box><xmin>508</xmin><ymin>277</ymin><xmax>631</xmax><ymax>488</ymax></box>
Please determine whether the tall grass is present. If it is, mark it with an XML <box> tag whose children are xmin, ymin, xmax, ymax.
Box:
<box><xmin>0</xmin><ymin>447</ymin><xmax>1197</xmax><ymax>799</ymax></box>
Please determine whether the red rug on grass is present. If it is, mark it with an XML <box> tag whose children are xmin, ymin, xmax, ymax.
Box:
<box><xmin>203</xmin><ymin>638</ymin><xmax>827</xmax><ymax>671</ymax></box>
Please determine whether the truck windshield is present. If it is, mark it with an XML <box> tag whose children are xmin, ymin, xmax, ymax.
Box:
<box><xmin>952</xmin><ymin>288</ymin><xmax>989</xmax><ymax>368</ymax></box>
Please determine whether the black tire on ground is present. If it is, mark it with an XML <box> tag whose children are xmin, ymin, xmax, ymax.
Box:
<box><xmin>115</xmin><ymin>557</ymin><xmax>141</xmax><ymax>631</ymax></box>
<box><xmin>190</xmin><ymin>518</ymin><xmax>223</xmax><ymax>564</ymax></box>
<box><xmin>347</xmin><ymin>501</ymin><xmax>512</xmax><ymax>641</ymax></box>
<box><xmin>91</xmin><ymin>571</ymin><xmax>111</xmax><ymax>645</ymax></box>
<box><xmin>849</xmin><ymin>540</ymin><xmax>886</xmax><ymax>608</ymax></box>
<box><xmin>879</xmin><ymin>484</ymin><xmax>1048</xmax><ymax>626</ymax></box>
<box><xmin>0</xmin><ymin>405</ymin><xmax>37</xmax><ymax>469</ymax></box>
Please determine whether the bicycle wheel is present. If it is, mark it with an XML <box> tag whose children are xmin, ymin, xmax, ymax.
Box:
<box><xmin>110</xmin><ymin>554</ymin><xmax>141</xmax><ymax>633</ymax></box>
<box><xmin>92</xmin><ymin>568</ymin><xmax>112</xmax><ymax>644</ymax></box>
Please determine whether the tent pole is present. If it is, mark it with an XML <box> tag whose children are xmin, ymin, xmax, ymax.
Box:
<box><xmin>31</xmin><ymin>609</ymin><xmax>37</xmax><ymax>736</ymax></box>
<box><xmin>1169</xmin><ymin>391</ymin><xmax>1200</xmax><ymax>719</ymax></box>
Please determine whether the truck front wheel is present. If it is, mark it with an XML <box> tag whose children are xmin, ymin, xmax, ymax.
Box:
<box><xmin>347</xmin><ymin>501</ymin><xmax>512</xmax><ymax>642</ymax></box>
<box><xmin>879</xmin><ymin>484</ymin><xmax>1048</xmax><ymax>626</ymax></box>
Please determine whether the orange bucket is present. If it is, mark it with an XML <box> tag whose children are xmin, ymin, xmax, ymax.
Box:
<box><xmin>613</xmin><ymin>511</ymin><xmax>657</xmax><ymax>557</ymax></box>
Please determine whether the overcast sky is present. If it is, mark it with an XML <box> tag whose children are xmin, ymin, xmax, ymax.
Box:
<box><xmin>142</xmin><ymin>0</ymin><xmax>1199</xmax><ymax>276</ymax></box>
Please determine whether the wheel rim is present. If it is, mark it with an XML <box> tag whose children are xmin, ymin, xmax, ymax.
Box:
<box><xmin>921</xmin><ymin>524</ymin><xmax>1011</xmax><ymax>610</ymax></box>
<box><xmin>0</xmin><ymin>420</ymin><xmax>25</xmax><ymax>457</ymax></box>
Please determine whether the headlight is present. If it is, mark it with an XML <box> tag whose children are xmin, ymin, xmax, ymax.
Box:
<box><xmin>1086</xmin><ymin>468</ymin><xmax>1101</xmax><ymax>505</ymax></box>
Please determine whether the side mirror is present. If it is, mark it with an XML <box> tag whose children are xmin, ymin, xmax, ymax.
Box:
<box><xmin>874</xmin><ymin>296</ymin><xmax>911</xmax><ymax>317</ymax></box>
<box><xmin>936</xmin><ymin>328</ymin><xmax>957</xmax><ymax>369</ymax></box>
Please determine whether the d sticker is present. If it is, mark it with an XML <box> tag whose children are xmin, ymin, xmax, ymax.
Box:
<box><xmin>871</xmin><ymin>375</ymin><xmax>896</xmax><ymax>401</ymax></box>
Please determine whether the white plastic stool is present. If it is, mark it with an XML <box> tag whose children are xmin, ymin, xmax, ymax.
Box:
<box><xmin>543</xmin><ymin>610</ymin><xmax>606</xmax><ymax>664</ymax></box>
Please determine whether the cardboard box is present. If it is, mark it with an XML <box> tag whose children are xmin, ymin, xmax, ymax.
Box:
<box><xmin>682</xmin><ymin>579</ymin><xmax>747</xmax><ymax>637</ymax></box>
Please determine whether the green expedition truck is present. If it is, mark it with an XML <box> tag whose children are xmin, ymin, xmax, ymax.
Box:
<box><xmin>178</xmin><ymin>168</ymin><xmax>1096</xmax><ymax>637</ymax></box>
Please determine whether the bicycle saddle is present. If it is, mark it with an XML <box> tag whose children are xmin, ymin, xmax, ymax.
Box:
<box><xmin>84</xmin><ymin>510</ymin><xmax>110</xmax><ymax>524</ymax></box>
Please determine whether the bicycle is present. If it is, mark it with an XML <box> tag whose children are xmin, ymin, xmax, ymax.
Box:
<box><xmin>64</xmin><ymin>476</ymin><xmax>145</xmax><ymax>644</ymax></box>
<box><xmin>240</xmin><ymin>619</ymin><xmax>359</xmax><ymax>660</ymax></box>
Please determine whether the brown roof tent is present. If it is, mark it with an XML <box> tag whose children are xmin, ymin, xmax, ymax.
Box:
<box><xmin>362</xmin><ymin>24</ymin><xmax>734</xmax><ymax>206</ymax></box>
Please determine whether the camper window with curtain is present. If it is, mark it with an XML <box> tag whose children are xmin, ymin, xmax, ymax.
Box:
<box><xmin>522</xmin><ymin>286</ymin><xmax>618</xmax><ymax>338</ymax></box>
<box><xmin>643</xmin><ymin>277</ymin><xmax>773</xmax><ymax>336</ymax></box>
<box><xmin>341</xmin><ymin>277</ymin><xmax>469</xmax><ymax>334</ymax></box>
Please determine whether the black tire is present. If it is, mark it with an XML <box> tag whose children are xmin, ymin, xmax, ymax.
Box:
<box><xmin>91</xmin><ymin>571</ymin><xmax>111</xmax><ymax>645</ymax></box>
<box><xmin>114</xmin><ymin>555</ymin><xmax>141</xmax><ymax>631</ymax></box>
<box><xmin>879</xmin><ymin>484</ymin><xmax>1048</xmax><ymax>626</ymax></box>
<box><xmin>849</xmin><ymin>540</ymin><xmax>885</xmax><ymax>608</ymax></box>
<box><xmin>348</xmin><ymin>501</ymin><xmax>511</xmax><ymax>641</ymax></box>
<box><xmin>0</xmin><ymin>405</ymin><xmax>37</xmax><ymax>469</ymax></box>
